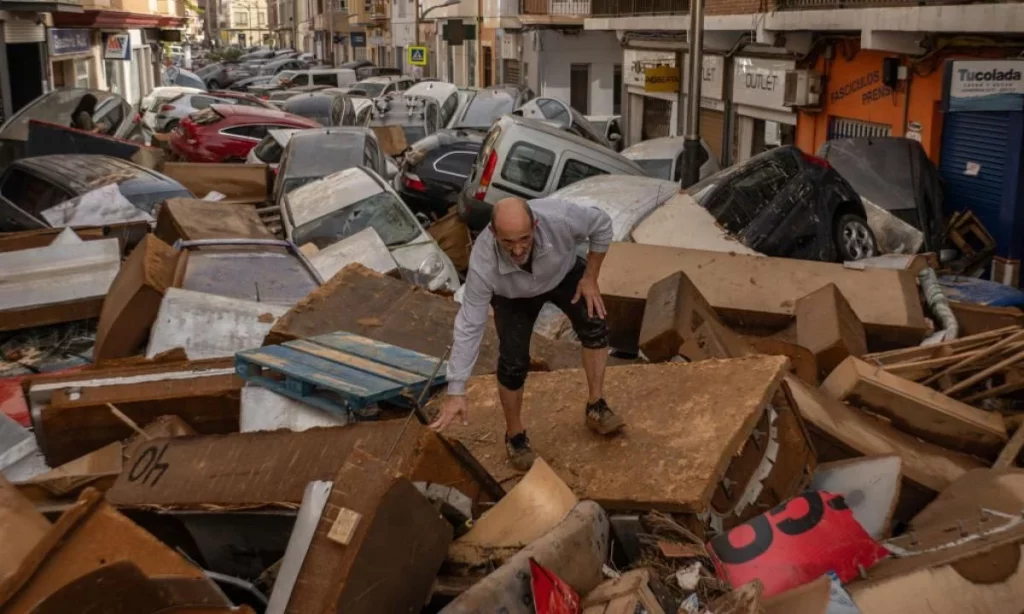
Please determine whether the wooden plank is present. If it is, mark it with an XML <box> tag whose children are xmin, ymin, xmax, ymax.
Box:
<box><xmin>312</xmin><ymin>331</ymin><xmax>444</xmax><ymax>378</ymax></box>
<box><xmin>598</xmin><ymin>243</ymin><xmax>928</xmax><ymax>346</ymax></box>
<box><xmin>286</xmin><ymin>339</ymin><xmax>427</xmax><ymax>385</ymax></box>
<box><xmin>943</xmin><ymin>347</ymin><xmax>1024</xmax><ymax>396</ymax></box>
<box><xmin>795</xmin><ymin>283</ymin><xmax>867</xmax><ymax>378</ymax></box>
<box><xmin>863</xmin><ymin>327</ymin><xmax>1020</xmax><ymax>366</ymax></box>
<box><xmin>239</xmin><ymin>345</ymin><xmax>394</xmax><ymax>398</ymax></box>
<box><xmin>440</xmin><ymin>356</ymin><xmax>790</xmax><ymax>512</ymax></box>
<box><xmin>994</xmin><ymin>426</ymin><xmax>1024</xmax><ymax>469</ymax></box>
<box><xmin>821</xmin><ymin>357</ymin><xmax>1007</xmax><ymax>457</ymax></box>
<box><xmin>783</xmin><ymin>375</ymin><xmax>983</xmax><ymax>492</ymax></box>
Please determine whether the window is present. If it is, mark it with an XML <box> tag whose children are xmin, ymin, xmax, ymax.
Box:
<box><xmin>337</xmin><ymin>0</ymin><xmax>347</xmax><ymax>9</ymax></box>
<box><xmin>501</xmin><ymin>142</ymin><xmax>554</xmax><ymax>192</ymax></box>
<box><xmin>434</xmin><ymin>151</ymin><xmax>477</xmax><ymax>178</ymax></box>
<box><xmin>191</xmin><ymin>95</ymin><xmax>218</xmax><ymax>110</ymax></box>
<box><xmin>312</xmin><ymin>72</ymin><xmax>337</xmax><ymax>85</ymax></box>
<box><xmin>234</xmin><ymin>11</ymin><xmax>249</xmax><ymax>25</ymax></box>
<box><xmin>569</xmin><ymin>64</ymin><xmax>590</xmax><ymax>114</ymax></box>
<box><xmin>253</xmin><ymin>137</ymin><xmax>285</xmax><ymax>164</ymax></box>
<box><xmin>74</xmin><ymin>59</ymin><xmax>91</xmax><ymax>88</ymax></box>
<box><xmin>363</xmin><ymin>0</ymin><xmax>371</xmax><ymax>10</ymax></box>
<box><xmin>257</xmin><ymin>11</ymin><xmax>266</xmax><ymax>25</ymax></box>
<box><xmin>0</xmin><ymin>169</ymin><xmax>71</xmax><ymax>217</ymax></box>
<box><xmin>612</xmin><ymin>64</ymin><xmax>622</xmax><ymax>115</ymax></box>
<box><xmin>557</xmin><ymin>158</ymin><xmax>607</xmax><ymax>190</ymax></box>
<box><xmin>439</xmin><ymin>93</ymin><xmax>459</xmax><ymax>127</ymax></box>
<box><xmin>224</xmin><ymin>124</ymin><xmax>270</xmax><ymax>140</ymax></box>
<box><xmin>706</xmin><ymin>161</ymin><xmax>788</xmax><ymax>233</ymax></box>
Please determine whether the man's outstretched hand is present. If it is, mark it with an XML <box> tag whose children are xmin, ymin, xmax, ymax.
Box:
<box><xmin>430</xmin><ymin>394</ymin><xmax>468</xmax><ymax>432</ymax></box>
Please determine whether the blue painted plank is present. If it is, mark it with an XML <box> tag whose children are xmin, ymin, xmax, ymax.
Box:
<box><xmin>237</xmin><ymin>345</ymin><xmax>420</xmax><ymax>406</ymax></box>
<box><xmin>311</xmin><ymin>332</ymin><xmax>446</xmax><ymax>379</ymax></box>
<box><xmin>240</xmin><ymin>371</ymin><xmax>354</xmax><ymax>418</ymax></box>
<box><xmin>284</xmin><ymin>339</ymin><xmax>425</xmax><ymax>386</ymax></box>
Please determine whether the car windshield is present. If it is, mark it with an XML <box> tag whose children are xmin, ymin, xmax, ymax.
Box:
<box><xmin>456</xmin><ymin>94</ymin><xmax>514</xmax><ymax>129</ymax></box>
<box><xmin>293</xmin><ymin>190</ymin><xmax>421</xmax><ymax>248</ymax></box>
<box><xmin>634</xmin><ymin>158</ymin><xmax>673</xmax><ymax>181</ymax></box>
<box><xmin>358</xmin><ymin>82</ymin><xmax>387</xmax><ymax>98</ymax></box>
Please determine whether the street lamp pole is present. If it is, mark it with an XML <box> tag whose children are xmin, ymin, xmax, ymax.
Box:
<box><xmin>681</xmin><ymin>0</ymin><xmax>705</xmax><ymax>188</ymax></box>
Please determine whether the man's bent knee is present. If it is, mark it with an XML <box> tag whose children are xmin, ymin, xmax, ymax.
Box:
<box><xmin>497</xmin><ymin>358</ymin><xmax>529</xmax><ymax>390</ymax></box>
<box><xmin>575</xmin><ymin>319</ymin><xmax>609</xmax><ymax>350</ymax></box>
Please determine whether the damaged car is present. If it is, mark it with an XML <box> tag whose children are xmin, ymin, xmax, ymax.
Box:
<box><xmin>272</xmin><ymin>127</ymin><xmax>389</xmax><ymax>204</ymax></box>
<box><xmin>280</xmin><ymin>166</ymin><xmax>460</xmax><ymax>292</ymax></box>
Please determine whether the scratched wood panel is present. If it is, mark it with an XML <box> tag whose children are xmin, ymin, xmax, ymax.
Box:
<box><xmin>312</xmin><ymin>332</ymin><xmax>444</xmax><ymax>378</ymax></box>
<box><xmin>288</xmin><ymin>338</ymin><xmax>433</xmax><ymax>385</ymax></box>
<box><xmin>106</xmin><ymin>422</ymin><xmax>430</xmax><ymax>508</ymax></box>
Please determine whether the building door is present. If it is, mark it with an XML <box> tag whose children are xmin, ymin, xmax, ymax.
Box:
<box><xmin>503</xmin><ymin>59</ymin><xmax>520</xmax><ymax>85</ymax></box>
<box><xmin>570</xmin><ymin>63</ymin><xmax>589</xmax><ymax>114</ymax></box>
<box><xmin>6</xmin><ymin>43</ymin><xmax>45</xmax><ymax>114</ymax></box>
<box><xmin>641</xmin><ymin>96</ymin><xmax>671</xmax><ymax>140</ymax></box>
<box><xmin>482</xmin><ymin>45</ymin><xmax>493</xmax><ymax>87</ymax></box>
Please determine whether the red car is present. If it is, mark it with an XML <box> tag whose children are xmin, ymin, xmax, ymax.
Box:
<box><xmin>207</xmin><ymin>90</ymin><xmax>277</xmax><ymax>109</ymax></box>
<box><xmin>170</xmin><ymin>104</ymin><xmax>319</xmax><ymax>163</ymax></box>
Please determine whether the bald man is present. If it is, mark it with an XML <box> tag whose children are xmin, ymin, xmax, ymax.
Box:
<box><xmin>430</xmin><ymin>197</ymin><xmax>624</xmax><ymax>470</ymax></box>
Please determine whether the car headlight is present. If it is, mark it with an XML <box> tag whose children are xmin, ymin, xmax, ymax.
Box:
<box><xmin>418</xmin><ymin>252</ymin><xmax>445</xmax><ymax>280</ymax></box>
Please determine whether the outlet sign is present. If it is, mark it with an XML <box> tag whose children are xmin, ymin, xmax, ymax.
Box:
<box><xmin>732</xmin><ymin>57</ymin><xmax>794</xmax><ymax>113</ymax></box>
<box><xmin>945</xmin><ymin>59</ymin><xmax>1024</xmax><ymax>112</ymax></box>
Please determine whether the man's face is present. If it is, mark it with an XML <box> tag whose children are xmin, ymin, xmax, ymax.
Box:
<box><xmin>495</xmin><ymin>224</ymin><xmax>535</xmax><ymax>267</ymax></box>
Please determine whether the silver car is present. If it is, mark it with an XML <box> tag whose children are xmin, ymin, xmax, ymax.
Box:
<box><xmin>622</xmin><ymin>136</ymin><xmax>721</xmax><ymax>184</ymax></box>
<box><xmin>149</xmin><ymin>92</ymin><xmax>272</xmax><ymax>133</ymax></box>
<box><xmin>280</xmin><ymin>166</ymin><xmax>459</xmax><ymax>292</ymax></box>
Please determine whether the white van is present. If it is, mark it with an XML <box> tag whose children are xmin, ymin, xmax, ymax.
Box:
<box><xmin>457</xmin><ymin>114</ymin><xmax>648</xmax><ymax>231</ymax></box>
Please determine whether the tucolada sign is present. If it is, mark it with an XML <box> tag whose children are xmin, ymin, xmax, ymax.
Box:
<box><xmin>946</xmin><ymin>59</ymin><xmax>1024</xmax><ymax>112</ymax></box>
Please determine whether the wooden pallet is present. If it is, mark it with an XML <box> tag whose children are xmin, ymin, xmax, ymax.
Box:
<box><xmin>235</xmin><ymin>332</ymin><xmax>447</xmax><ymax>419</ymax></box>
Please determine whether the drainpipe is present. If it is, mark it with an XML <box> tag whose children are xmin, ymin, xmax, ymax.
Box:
<box><xmin>680</xmin><ymin>0</ymin><xmax>705</xmax><ymax>188</ymax></box>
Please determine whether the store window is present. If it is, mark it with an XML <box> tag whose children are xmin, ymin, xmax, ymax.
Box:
<box><xmin>258</xmin><ymin>11</ymin><xmax>267</xmax><ymax>25</ymax></box>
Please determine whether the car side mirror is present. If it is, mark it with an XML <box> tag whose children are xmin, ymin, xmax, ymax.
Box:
<box><xmin>609</xmin><ymin>133</ymin><xmax>621</xmax><ymax>142</ymax></box>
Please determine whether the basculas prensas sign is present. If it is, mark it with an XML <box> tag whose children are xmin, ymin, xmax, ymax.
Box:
<box><xmin>644</xmin><ymin>65</ymin><xmax>680</xmax><ymax>93</ymax></box>
<box><xmin>944</xmin><ymin>59</ymin><xmax>1024</xmax><ymax>112</ymax></box>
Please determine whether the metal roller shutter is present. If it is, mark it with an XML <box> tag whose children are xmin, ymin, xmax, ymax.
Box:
<box><xmin>827</xmin><ymin>116</ymin><xmax>891</xmax><ymax>140</ymax></box>
<box><xmin>939</xmin><ymin>111</ymin><xmax>1023</xmax><ymax>258</ymax></box>
<box><xmin>699</xmin><ymin>108</ymin><xmax>725</xmax><ymax>165</ymax></box>
<box><xmin>4</xmin><ymin>19</ymin><xmax>45</xmax><ymax>44</ymax></box>
<box><xmin>503</xmin><ymin>59</ymin><xmax>520</xmax><ymax>85</ymax></box>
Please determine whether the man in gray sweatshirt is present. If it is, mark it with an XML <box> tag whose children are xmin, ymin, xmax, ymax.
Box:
<box><xmin>429</xmin><ymin>196</ymin><xmax>625</xmax><ymax>470</ymax></box>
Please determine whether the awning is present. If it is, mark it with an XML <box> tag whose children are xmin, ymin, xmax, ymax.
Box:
<box><xmin>53</xmin><ymin>10</ymin><xmax>186</xmax><ymax>29</ymax></box>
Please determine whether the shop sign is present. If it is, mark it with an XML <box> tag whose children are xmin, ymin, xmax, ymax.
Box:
<box><xmin>350</xmin><ymin>32</ymin><xmax>366</xmax><ymax>47</ymax></box>
<box><xmin>48</xmin><ymin>28</ymin><xmax>91</xmax><ymax>57</ymax></box>
<box><xmin>945</xmin><ymin>59</ymin><xmax>1024</xmax><ymax>112</ymax></box>
<box><xmin>645</xmin><ymin>66</ymin><xmax>679</xmax><ymax>93</ymax></box>
<box><xmin>732</xmin><ymin>57</ymin><xmax>793</xmax><ymax>112</ymax></box>
<box><xmin>103</xmin><ymin>33</ymin><xmax>131</xmax><ymax>61</ymax></box>
<box><xmin>625</xmin><ymin>50</ymin><xmax>674</xmax><ymax>88</ymax></box>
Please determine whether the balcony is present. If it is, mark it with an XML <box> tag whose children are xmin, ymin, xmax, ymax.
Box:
<box><xmin>520</xmin><ymin>0</ymin><xmax>589</xmax><ymax>23</ymax></box>
<box><xmin>590</xmin><ymin>0</ymin><xmax>683</xmax><ymax>16</ymax></box>
<box><xmin>157</xmin><ymin>0</ymin><xmax>185</xmax><ymax>18</ymax></box>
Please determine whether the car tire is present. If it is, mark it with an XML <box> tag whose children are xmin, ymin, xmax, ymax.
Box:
<box><xmin>165</xmin><ymin>120</ymin><xmax>179</xmax><ymax>133</ymax></box>
<box><xmin>834</xmin><ymin>213</ymin><xmax>877</xmax><ymax>261</ymax></box>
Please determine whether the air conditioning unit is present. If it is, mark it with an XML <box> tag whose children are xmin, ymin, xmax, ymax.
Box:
<box><xmin>783</xmin><ymin>70</ymin><xmax>822</xmax><ymax>107</ymax></box>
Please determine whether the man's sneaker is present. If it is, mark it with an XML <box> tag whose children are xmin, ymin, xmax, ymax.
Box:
<box><xmin>505</xmin><ymin>431</ymin><xmax>537</xmax><ymax>471</ymax></box>
<box><xmin>585</xmin><ymin>399</ymin><xmax>625</xmax><ymax>435</ymax></box>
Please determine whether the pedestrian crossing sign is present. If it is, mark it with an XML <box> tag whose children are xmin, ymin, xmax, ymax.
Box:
<box><xmin>408</xmin><ymin>46</ymin><xmax>428</xmax><ymax>66</ymax></box>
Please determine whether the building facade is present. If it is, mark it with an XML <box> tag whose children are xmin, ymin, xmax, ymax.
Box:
<box><xmin>220</xmin><ymin>0</ymin><xmax>269</xmax><ymax>47</ymax></box>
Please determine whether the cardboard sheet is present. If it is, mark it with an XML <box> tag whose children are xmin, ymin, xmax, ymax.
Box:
<box><xmin>160</xmin><ymin>162</ymin><xmax>269</xmax><ymax>204</ymax></box>
<box><xmin>154</xmin><ymin>198</ymin><xmax>275</xmax><ymax>244</ymax></box>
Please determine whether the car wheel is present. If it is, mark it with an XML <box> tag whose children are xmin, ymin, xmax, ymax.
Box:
<box><xmin>834</xmin><ymin>213</ymin><xmax>877</xmax><ymax>261</ymax></box>
<box><xmin>207</xmin><ymin>79</ymin><xmax>220</xmax><ymax>89</ymax></box>
<box><xmin>165</xmin><ymin>120</ymin><xmax>179</xmax><ymax>133</ymax></box>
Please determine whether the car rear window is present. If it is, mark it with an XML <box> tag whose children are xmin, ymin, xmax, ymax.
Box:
<box><xmin>501</xmin><ymin>142</ymin><xmax>555</xmax><ymax>192</ymax></box>
<box><xmin>191</xmin><ymin>107</ymin><xmax>223</xmax><ymax>125</ymax></box>
<box><xmin>253</xmin><ymin>136</ymin><xmax>284</xmax><ymax>163</ymax></box>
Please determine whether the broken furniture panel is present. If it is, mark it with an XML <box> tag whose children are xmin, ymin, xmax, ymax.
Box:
<box><xmin>27</xmin><ymin>358</ymin><xmax>242</xmax><ymax>466</ymax></box>
<box><xmin>155</xmin><ymin>198</ymin><xmax>276</xmax><ymax>245</ymax></box>
<box><xmin>822</xmin><ymin>356</ymin><xmax>1007</xmax><ymax>457</ymax></box>
<box><xmin>306</xmin><ymin>227</ymin><xmax>399</xmax><ymax>281</ymax></box>
<box><xmin>784</xmin><ymin>375</ymin><xmax>983</xmax><ymax>492</ymax></box>
<box><xmin>0</xmin><ymin>223</ymin><xmax>149</xmax><ymax>255</ymax></box>
<box><xmin>145</xmin><ymin>288</ymin><xmax>290</xmax><ymax>360</ymax></box>
<box><xmin>94</xmin><ymin>234</ymin><xmax>180</xmax><ymax>361</ymax></box>
<box><xmin>442</xmin><ymin>357</ymin><xmax>791</xmax><ymax>512</ymax></box>
<box><xmin>795</xmin><ymin>283</ymin><xmax>867</xmax><ymax>378</ymax></box>
<box><xmin>105</xmin><ymin>421</ymin><xmax>459</xmax><ymax>510</ymax></box>
<box><xmin>0</xmin><ymin>236</ymin><xmax>120</xmax><ymax>332</ymax></box>
<box><xmin>448</xmin><ymin>458</ymin><xmax>578</xmax><ymax>567</ymax></box>
<box><xmin>160</xmin><ymin>162</ymin><xmax>269</xmax><ymax>205</ymax></box>
<box><xmin>0</xmin><ymin>489</ymin><xmax>210</xmax><ymax>613</ymax></box>
<box><xmin>240</xmin><ymin>386</ymin><xmax>347</xmax><ymax>433</ymax></box>
<box><xmin>441</xmin><ymin>501</ymin><xmax>610</xmax><ymax>614</ymax></box>
<box><xmin>265</xmin><ymin>263</ymin><xmax>582</xmax><ymax>374</ymax></box>
<box><xmin>599</xmin><ymin>243</ymin><xmax>927</xmax><ymax>352</ymax></box>
<box><xmin>581</xmin><ymin>568</ymin><xmax>666</xmax><ymax>614</ymax></box>
<box><xmin>282</xmin><ymin>449</ymin><xmax>452</xmax><ymax>613</ymax></box>
<box><xmin>0</xmin><ymin>475</ymin><xmax>50</xmax><ymax>582</ymax></box>
<box><xmin>810</xmin><ymin>456</ymin><xmax>901</xmax><ymax>540</ymax></box>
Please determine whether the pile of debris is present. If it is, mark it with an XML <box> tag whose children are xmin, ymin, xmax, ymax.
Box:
<box><xmin>2</xmin><ymin>199</ymin><xmax>1024</xmax><ymax>614</ymax></box>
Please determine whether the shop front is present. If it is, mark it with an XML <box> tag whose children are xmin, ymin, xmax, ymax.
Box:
<box><xmin>684</xmin><ymin>54</ymin><xmax>726</xmax><ymax>164</ymax></box>
<box><xmin>623</xmin><ymin>49</ymin><xmax>677</xmax><ymax>145</ymax></box>
<box><xmin>939</xmin><ymin>58</ymin><xmax>1024</xmax><ymax>274</ymax></box>
<box><xmin>1</xmin><ymin>13</ymin><xmax>50</xmax><ymax>120</ymax></box>
<box><xmin>48</xmin><ymin>28</ymin><xmax>98</xmax><ymax>89</ymax></box>
<box><xmin>794</xmin><ymin>46</ymin><xmax>946</xmax><ymax>162</ymax></box>
<box><xmin>731</xmin><ymin>55</ymin><xmax>796</xmax><ymax>163</ymax></box>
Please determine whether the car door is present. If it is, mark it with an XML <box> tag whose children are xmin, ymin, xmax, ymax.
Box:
<box><xmin>744</xmin><ymin>151</ymin><xmax>819</xmax><ymax>257</ymax></box>
<box><xmin>492</xmin><ymin>139</ymin><xmax>558</xmax><ymax>201</ymax></box>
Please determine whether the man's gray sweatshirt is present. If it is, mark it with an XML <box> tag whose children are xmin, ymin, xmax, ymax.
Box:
<box><xmin>446</xmin><ymin>198</ymin><xmax>614</xmax><ymax>395</ymax></box>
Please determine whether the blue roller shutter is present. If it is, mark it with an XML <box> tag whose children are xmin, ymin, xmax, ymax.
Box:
<box><xmin>939</xmin><ymin>111</ymin><xmax>1024</xmax><ymax>258</ymax></box>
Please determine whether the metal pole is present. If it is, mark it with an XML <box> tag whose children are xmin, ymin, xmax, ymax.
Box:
<box><xmin>328</xmin><ymin>0</ymin><xmax>334</xmax><ymax>65</ymax></box>
<box><xmin>415</xmin><ymin>1</ymin><xmax>420</xmax><ymax>46</ymax></box>
<box><xmin>681</xmin><ymin>0</ymin><xmax>704</xmax><ymax>188</ymax></box>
